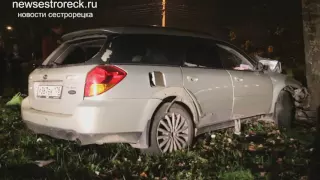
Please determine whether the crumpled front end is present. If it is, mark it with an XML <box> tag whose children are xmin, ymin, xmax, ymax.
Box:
<box><xmin>284</xmin><ymin>86</ymin><xmax>310</xmax><ymax>110</ymax></box>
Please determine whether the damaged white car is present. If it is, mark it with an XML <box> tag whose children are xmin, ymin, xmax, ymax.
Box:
<box><xmin>21</xmin><ymin>26</ymin><xmax>309</xmax><ymax>154</ymax></box>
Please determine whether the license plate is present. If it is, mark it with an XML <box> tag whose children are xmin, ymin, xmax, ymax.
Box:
<box><xmin>37</xmin><ymin>85</ymin><xmax>62</xmax><ymax>99</ymax></box>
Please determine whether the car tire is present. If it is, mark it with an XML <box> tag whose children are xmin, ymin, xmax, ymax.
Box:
<box><xmin>273</xmin><ymin>90</ymin><xmax>295</xmax><ymax>129</ymax></box>
<box><xmin>143</xmin><ymin>102</ymin><xmax>194</xmax><ymax>154</ymax></box>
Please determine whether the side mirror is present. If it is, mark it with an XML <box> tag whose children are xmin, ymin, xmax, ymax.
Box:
<box><xmin>258</xmin><ymin>59</ymin><xmax>282</xmax><ymax>73</ymax></box>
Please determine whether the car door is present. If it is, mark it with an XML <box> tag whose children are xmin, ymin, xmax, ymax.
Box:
<box><xmin>216</xmin><ymin>43</ymin><xmax>273</xmax><ymax>119</ymax></box>
<box><xmin>181</xmin><ymin>38</ymin><xmax>233</xmax><ymax>127</ymax></box>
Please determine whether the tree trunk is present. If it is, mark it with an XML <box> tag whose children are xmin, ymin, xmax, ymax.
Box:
<box><xmin>302</xmin><ymin>0</ymin><xmax>320</xmax><ymax>110</ymax></box>
<box><xmin>302</xmin><ymin>2</ymin><xmax>320</xmax><ymax>178</ymax></box>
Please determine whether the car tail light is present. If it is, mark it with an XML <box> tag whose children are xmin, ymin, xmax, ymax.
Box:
<box><xmin>84</xmin><ymin>65</ymin><xmax>127</xmax><ymax>97</ymax></box>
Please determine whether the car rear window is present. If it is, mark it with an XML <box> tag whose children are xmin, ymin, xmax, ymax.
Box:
<box><xmin>43</xmin><ymin>38</ymin><xmax>106</xmax><ymax>66</ymax></box>
<box><xmin>102</xmin><ymin>34</ymin><xmax>187</xmax><ymax>66</ymax></box>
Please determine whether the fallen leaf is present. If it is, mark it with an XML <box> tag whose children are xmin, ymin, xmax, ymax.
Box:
<box><xmin>269</xmin><ymin>130</ymin><xmax>276</xmax><ymax>135</ymax></box>
<box><xmin>140</xmin><ymin>172</ymin><xmax>147</xmax><ymax>178</ymax></box>
<box><xmin>248</xmin><ymin>145</ymin><xmax>256</xmax><ymax>151</ymax></box>
<box><xmin>257</xmin><ymin>144</ymin><xmax>264</xmax><ymax>148</ymax></box>
<box><xmin>300</xmin><ymin>176</ymin><xmax>308</xmax><ymax>180</ymax></box>
<box><xmin>178</xmin><ymin>162</ymin><xmax>185</xmax><ymax>167</ymax></box>
<box><xmin>203</xmin><ymin>145</ymin><xmax>211</xmax><ymax>150</ymax></box>
<box><xmin>260</xmin><ymin>172</ymin><xmax>266</xmax><ymax>177</ymax></box>
<box><xmin>267</xmin><ymin>139</ymin><xmax>276</xmax><ymax>145</ymax></box>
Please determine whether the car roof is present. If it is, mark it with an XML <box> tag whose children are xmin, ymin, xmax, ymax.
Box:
<box><xmin>62</xmin><ymin>26</ymin><xmax>218</xmax><ymax>42</ymax></box>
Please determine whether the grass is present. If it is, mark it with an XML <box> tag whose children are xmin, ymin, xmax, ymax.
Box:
<box><xmin>0</xmin><ymin>98</ymin><xmax>316</xmax><ymax>179</ymax></box>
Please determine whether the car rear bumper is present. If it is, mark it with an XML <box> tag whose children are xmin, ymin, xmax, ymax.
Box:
<box><xmin>21</xmin><ymin>97</ymin><xmax>161</xmax><ymax>145</ymax></box>
<box><xmin>24</xmin><ymin>120</ymin><xmax>141</xmax><ymax>145</ymax></box>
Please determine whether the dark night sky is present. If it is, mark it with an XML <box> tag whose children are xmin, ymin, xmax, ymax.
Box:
<box><xmin>0</xmin><ymin>0</ymin><xmax>304</xmax><ymax>64</ymax></box>
<box><xmin>0</xmin><ymin>0</ymin><xmax>302</xmax><ymax>32</ymax></box>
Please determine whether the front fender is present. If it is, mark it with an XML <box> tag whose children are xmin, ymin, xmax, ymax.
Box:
<box><xmin>269</xmin><ymin>73</ymin><xmax>308</xmax><ymax>113</ymax></box>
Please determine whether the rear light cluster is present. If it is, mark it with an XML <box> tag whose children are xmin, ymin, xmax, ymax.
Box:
<box><xmin>84</xmin><ymin>65</ymin><xmax>127</xmax><ymax>97</ymax></box>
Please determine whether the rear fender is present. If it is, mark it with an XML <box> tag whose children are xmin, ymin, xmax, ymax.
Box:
<box><xmin>151</xmin><ymin>87</ymin><xmax>201</xmax><ymax>124</ymax></box>
<box><xmin>131</xmin><ymin>87</ymin><xmax>201</xmax><ymax>149</ymax></box>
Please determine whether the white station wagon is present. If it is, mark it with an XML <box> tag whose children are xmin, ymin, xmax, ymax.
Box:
<box><xmin>21</xmin><ymin>26</ymin><xmax>309</xmax><ymax>153</ymax></box>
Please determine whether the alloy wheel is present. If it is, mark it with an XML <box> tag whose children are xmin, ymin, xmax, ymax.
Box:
<box><xmin>156</xmin><ymin>113</ymin><xmax>189</xmax><ymax>153</ymax></box>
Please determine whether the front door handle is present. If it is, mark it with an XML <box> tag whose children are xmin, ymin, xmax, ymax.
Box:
<box><xmin>187</xmin><ymin>76</ymin><xmax>199</xmax><ymax>82</ymax></box>
<box><xmin>234</xmin><ymin>77</ymin><xmax>243</xmax><ymax>82</ymax></box>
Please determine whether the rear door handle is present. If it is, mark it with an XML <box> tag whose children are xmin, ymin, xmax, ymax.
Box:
<box><xmin>187</xmin><ymin>76</ymin><xmax>198</xmax><ymax>82</ymax></box>
<box><xmin>234</xmin><ymin>77</ymin><xmax>243</xmax><ymax>82</ymax></box>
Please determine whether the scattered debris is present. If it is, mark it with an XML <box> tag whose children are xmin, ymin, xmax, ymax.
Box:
<box><xmin>34</xmin><ymin>159</ymin><xmax>55</xmax><ymax>167</ymax></box>
<box><xmin>36</xmin><ymin>138</ymin><xmax>42</xmax><ymax>143</ymax></box>
<box><xmin>234</xmin><ymin>119</ymin><xmax>241</xmax><ymax>135</ymax></box>
<box><xmin>6</xmin><ymin>92</ymin><xmax>24</xmax><ymax>106</ymax></box>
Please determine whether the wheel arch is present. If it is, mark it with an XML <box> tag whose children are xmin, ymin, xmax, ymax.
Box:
<box><xmin>150</xmin><ymin>87</ymin><xmax>201</xmax><ymax>124</ymax></box>
<box><xmin>269</xmin><ymin>76</ymin><xmax>308</xmax><ymax>114</ymax></box>
<box><xmin>131</xmin><ymin>87</ymin><xmax>200</xmax><ymax>149</ymax></box>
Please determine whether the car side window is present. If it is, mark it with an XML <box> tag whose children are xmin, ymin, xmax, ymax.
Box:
<box><xmin>184</xmin><ymin>39</ymin><xmax>223</xmax><ymax>69</ymax></box>
<box><xmin>107</xmin><ymin>35</ymin><xmax>185</xmax><ymax>65</ymax></box>
<box><xmin>216</xmin><ymin>44</ymin><xmax>254</xmax><ymax>71</ymax></box>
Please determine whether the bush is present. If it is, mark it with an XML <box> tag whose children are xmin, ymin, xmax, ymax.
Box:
<box><xmin>218</xmin><ymin>170</ymin><xmax>254</xmax><ymax>180</ymax></box>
